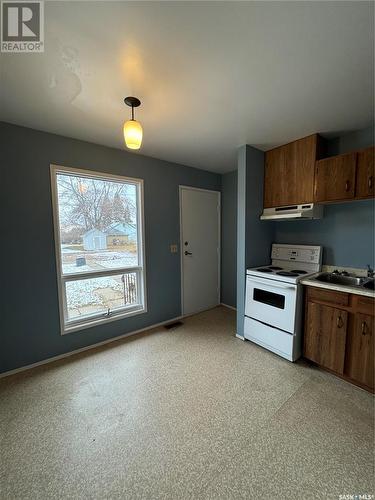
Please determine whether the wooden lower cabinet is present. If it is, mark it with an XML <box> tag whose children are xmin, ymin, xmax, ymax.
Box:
<box><xmin>304</xmin><ymin>303</ymin><xmax>347</xmax><ymax>374</ymax></box>
<box><xmin>345</xmin><ymin>313</ymin><xmax>374</xmax><ymax>389</ymax></box>
<box><xmin>304</xmin><ymin>287</ymin><xmax>374</xmax><ymax>392</ymax></box>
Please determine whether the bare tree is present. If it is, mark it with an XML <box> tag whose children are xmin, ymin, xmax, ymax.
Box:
<box><xmin>57</xmin><ymin>175</ymin><xmax>137</xmax><ymax>232</ymax></box>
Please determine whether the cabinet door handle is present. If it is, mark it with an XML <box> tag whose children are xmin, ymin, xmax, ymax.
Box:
<box><xmin>345</xmin><ymin>180</ymin><xmax>350</xmax><ymax>192</ymax></box>
<box><xmin>361</xmin><ymin>321</ymin><xmax>367</xmax><ymax>335</ymax></box>
<box><xmin>368</xmin><ymin>176</ymin><xmax>373</xmax><ymax>190</ymax></box>
<box><xmin>336</xmin><ymin>316</ymin><xmax>343</xmax><ymax>328</ymax></box>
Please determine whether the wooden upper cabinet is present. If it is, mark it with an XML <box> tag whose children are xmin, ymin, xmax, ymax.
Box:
<box><xmin>345</xmin><ymin>313</ymin><xmax>374</xmax><ymax>390</ymax></box>
<box><xmin>314</xmin><ymin>152</ymin><xmax>357</xmax><ymax>203</ymax></box>
<box><xmin>264</xmin><ymin>134</ymin><xmax>320</xmax><ymax>208</ymax></box>
<box><xmin>264</xmin><ymin>134</ymin><xmax>374</xmax><ymax>207</ymax></box>
<box><xmin>304</xmin><ymin>302</ymin><xmax>347</xmax><ymax>374</ymax></box>
<box><xmin>355</xmin><ymin>146</ymin><xmax>375</xmax><ymax>199</ymax></box>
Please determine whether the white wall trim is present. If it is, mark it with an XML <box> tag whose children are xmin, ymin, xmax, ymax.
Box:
<box><xmin>221</xmin><ymin>303</ymin><xmax>236</xmax><ymax>311</ymax></box>
<box><xmin>235</xmin><ymin>333</ymin><xmax>245</xmax><ymax>341</ymax></box>
<box><xmin>0</xmin><ymin>315</ymin><xmax>183</xmax><ymax>379</ymax></box>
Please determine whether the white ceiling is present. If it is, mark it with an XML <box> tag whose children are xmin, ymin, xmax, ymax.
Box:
<box><xmin>1</xmin><ymin>1</ymin><xmax>374</xmax><ymax>173</ymax></box>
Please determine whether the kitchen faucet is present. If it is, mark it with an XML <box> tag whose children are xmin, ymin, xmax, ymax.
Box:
<box><xmin>367</xmin><ymin>265</ymin><xmax>374</xmax><ymax>278</ymax></box>
<box><xmin>332</xmin><ymin>269</ymin><xmax>349</xmax><ymax>276</ymax></box>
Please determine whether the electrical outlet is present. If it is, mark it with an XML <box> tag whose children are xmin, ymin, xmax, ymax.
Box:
<box><xmin>170</xmin><ymin>244</ymin><xmax>178</xmax><ymax>254</ymax></box>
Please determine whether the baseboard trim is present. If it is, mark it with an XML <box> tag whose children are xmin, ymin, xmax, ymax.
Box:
<box><xmin>221</xmin><ymin>303</ymin><xmax>237</xmax><ymax>311</ymax></box>
<box><xmin>0</xmin><ymin>315</ymin><xmax>183</xmax><ymax>379</ymax></box>
<box><xmin>235</xmin><ymin>333</ymin><xmax>245</xmax><ymax>341</ymax></box>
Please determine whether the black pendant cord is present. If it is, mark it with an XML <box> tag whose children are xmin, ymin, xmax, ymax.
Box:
<box><xmin>124</xmin><ymin>97</ymin><xmax>141</xmax><ymax>121</ymax></box>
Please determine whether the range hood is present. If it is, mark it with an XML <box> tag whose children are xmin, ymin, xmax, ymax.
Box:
<box><xmin>260</xmin><ymin>203</ymin><xmax>323</xmax><ymax>221</ymax></box>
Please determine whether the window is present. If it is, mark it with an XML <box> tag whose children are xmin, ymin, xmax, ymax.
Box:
<box><xmin>51</xmin><ymin>165</ymin><xmax>146</xmax><ymax>334</ymax></box>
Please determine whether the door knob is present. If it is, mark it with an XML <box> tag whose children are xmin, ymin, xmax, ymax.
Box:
<box><xmin>184</xmin><ymin>251</ymin><xmax>192</xmax><ymax>256</ymax></box>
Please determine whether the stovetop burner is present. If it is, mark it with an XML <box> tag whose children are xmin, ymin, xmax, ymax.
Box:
<box><xmin>276</xmin><ymin>271</ymin><xmax>299</xmax><ymax>277</ymax></box>
<box><xmin>255</xmin><ymin>267</ymin><xmax>308</xmax><ymax>277</ymax></box>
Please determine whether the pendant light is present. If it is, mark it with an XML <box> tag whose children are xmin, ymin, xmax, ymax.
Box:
<box><xmin>123</xmin><ymin>96</ymin><xmax>143</xmax><ymax>150</ymax></box>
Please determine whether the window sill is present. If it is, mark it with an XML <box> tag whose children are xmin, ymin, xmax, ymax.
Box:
<box><xmin>61</xmin><ymin>305</ymin><xmax>147</xmax><ymax>335</ymax></box>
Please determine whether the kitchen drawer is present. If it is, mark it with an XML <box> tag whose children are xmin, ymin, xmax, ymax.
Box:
<box><xmin>244</xmin><ymin>316</ymin><xmax>297</xmax><ymax>361</ymax></box>
<box><xmin>307</xmin><ymin>286</ymin><xmax>349</xmax><ymax>306</ymax></box>
<box><xmin>355</xmin><ymin>296</ymin><xmax>375</xmax><ymax>316</ymax></box>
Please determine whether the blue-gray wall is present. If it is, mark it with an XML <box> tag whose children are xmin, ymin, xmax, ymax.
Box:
<box><xmin>244</xmin><ymin>147</ymin><xmax>274</xmax><ymax>269</ymax></box>
<box><xmin>236</xmin><ymin>145</ymin><xmax>274</xmax><ymax>336</ymax></box>
<box><xmin>326</xmin><ymin>125</ymin><xmax>374</xmax><ymax>156</ymax></box>
<box><xmin>274</xmin><ymin>199</ymin><xmax>374</xmax><ymax>267</ymax></box>
<box><xmin>236</xmin><ymin>147</ymin><xmax>247</xmax><ymax>335</ymax></box>
<box><xmin>221</xmin><ymin>171</ymin><xmax>237</xmax><ymax>308</ymax></box>
<box><xmin>0</xmin><ymin>122</ymin><xmax>221</xmax><ymax>374</ymax></box>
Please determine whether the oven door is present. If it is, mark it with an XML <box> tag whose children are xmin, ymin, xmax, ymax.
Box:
<box><xmin>245</xmin><ymin>275</ymin><xmax>297</xmax><ymax>334</ymax></box>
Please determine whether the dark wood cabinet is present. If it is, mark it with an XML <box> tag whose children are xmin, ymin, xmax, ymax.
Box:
<box><xmin>264</xmin><ymin>134</ymin><xmax>320</xmax><ymax>208</ymax></box>
<box><xmin>263</xmin><ymin>135</ymin><xmax>374</xmax><ymax>209</ymax></box>
<box><xmin>345</xmin><ymin>313</ymin><xmax>374</xmax><ymax>389</ymax></box>
<box><xmin>356</xmin><ymin>146</ymin><xmax>375</xmax><ymax>199</ymax></box>
<box><xmin>264</xmin><ymin>145</ymin><xmax>287</xmax><ymax>208</ymax></box>
<box><xmin>304</xmin><ymin>287</ymin><xmax>374</xmax><ymax>392</ymax></box>
<box><xmin>304</xmin><ymin>302</ymin><xmax>347</xmax><ymax>374</ymax></box>
<box><xmin>314</xmin><ymin>152</ymin><xmax>357</xmax><ymax>202</ymax></box>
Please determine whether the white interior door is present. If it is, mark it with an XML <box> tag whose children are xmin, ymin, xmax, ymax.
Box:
<box><xmin>180</xmin><ymin>186</ymin><xmax>220</xmax><ymax>316</ymax></box>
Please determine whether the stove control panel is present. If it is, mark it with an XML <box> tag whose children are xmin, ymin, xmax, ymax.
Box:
<box><xmin>271</xmin><ymin>244</ymin><xmax>322</xmax><ymax>265</ymax></box>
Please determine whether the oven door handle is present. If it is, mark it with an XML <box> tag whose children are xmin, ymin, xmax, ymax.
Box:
<box><xmin>247</xmin><ymin>275</ymin><xmax>296</xmax><ymax>290</ymax></box>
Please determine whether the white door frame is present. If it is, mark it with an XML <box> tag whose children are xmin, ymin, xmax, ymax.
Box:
<box><xmin>179</xmin><ymin>185</ymin><xmax>221</xmax><ymax>316</ymax></box>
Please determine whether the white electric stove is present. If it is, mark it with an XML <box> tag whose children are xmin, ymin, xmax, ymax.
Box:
<box><xmin>244</xmin><ymin>244</ymin><xmax>322</xmax><ymax>361</ymax></box>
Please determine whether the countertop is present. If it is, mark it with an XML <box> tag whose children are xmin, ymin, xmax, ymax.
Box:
<box><xmin>301</xmin><ymin>274</ymin><xmax>375</xmax><ymax>298</ymax></box>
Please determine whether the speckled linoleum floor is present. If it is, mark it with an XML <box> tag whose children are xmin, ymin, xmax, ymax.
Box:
<box><xmin>0</xmin><ymin>306</ymin><xmax>374</xmax><ymax>500</ymax></box>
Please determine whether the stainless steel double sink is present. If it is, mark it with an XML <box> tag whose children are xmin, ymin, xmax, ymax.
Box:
<box><xmin>313</xmin><ymin>272</ymin><xmax>375</xmax><ymax>291</ymax></box>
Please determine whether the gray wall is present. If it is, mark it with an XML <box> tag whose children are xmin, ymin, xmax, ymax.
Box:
<box><xmin>221</xmin><ymin>171</ymin><xmax>237</xmax><ymax>307</ymax></box>
<box><xmin>274</xmin><ymin>199</ymin><xmax>374</xmax><ymax>268</ymax></box>
<box><xmin>325</xmin><ymin>125</ymin><xmax>374</xmax><ymax>156</ymax></box>
<box><xmin>236</xmin><ymin>147</ymin><xmax>247</xmax><ymax>335</ymax></box>
<box><xmin>244</xmin><ymin>147</ymin><xmax>274</xmax><ymax>269</ymax></box>
<box><xmin>1</xmin><ymin>122</ymin><xmax>221</xmax><ymax>373</ymax></box>
<box><xmin>236</xmin><ymin>145</ymin><xmax>274</xmax><ymax>336</ymax></box>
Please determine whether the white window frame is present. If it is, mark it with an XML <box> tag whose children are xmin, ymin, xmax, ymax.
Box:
<box><xmin>50</xmin><ymin>164</ymin><xmax>147</xmax><ymax>335</ymax></box>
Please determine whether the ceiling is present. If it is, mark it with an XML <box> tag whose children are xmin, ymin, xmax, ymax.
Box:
<box><xmin>1</xmin><ymin>1</ymin><xmax>374</xmax><ymax>173</ymax></box>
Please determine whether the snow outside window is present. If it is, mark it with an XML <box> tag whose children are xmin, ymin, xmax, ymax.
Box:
<box><xmin>51</xmin><ymin>165</ymin><xmax>146</xmax><ymax>334</ymax></box>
